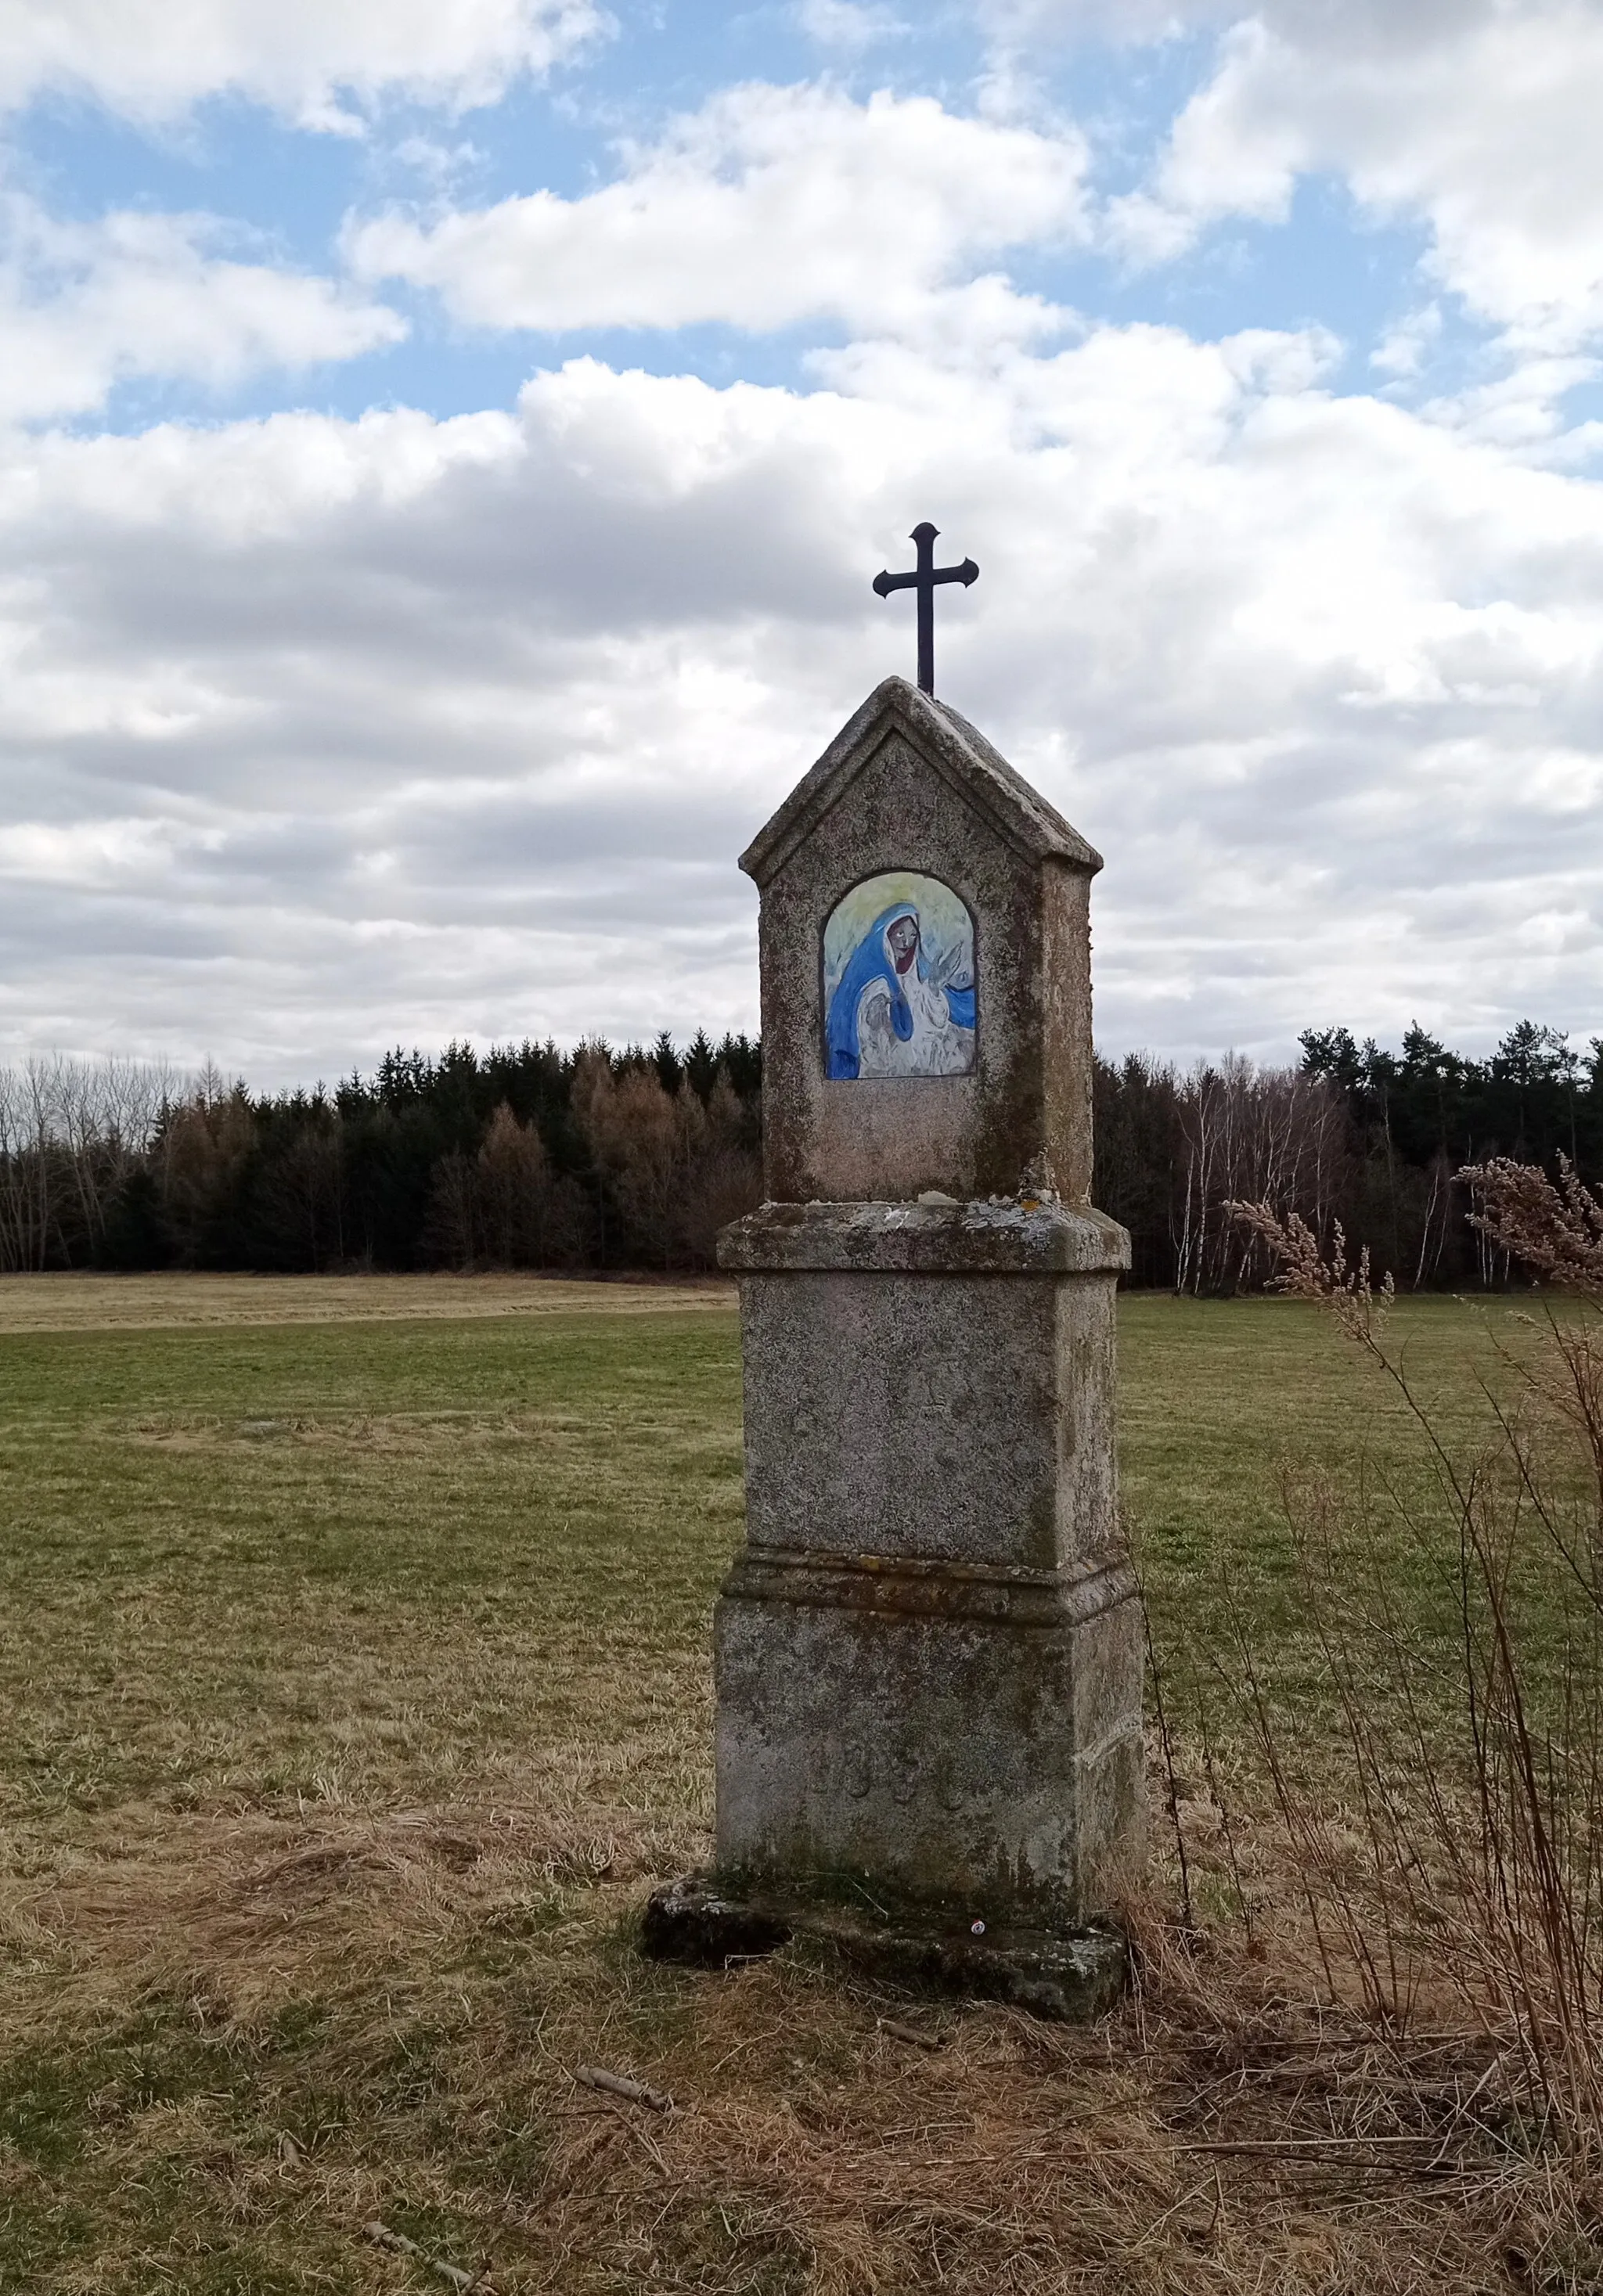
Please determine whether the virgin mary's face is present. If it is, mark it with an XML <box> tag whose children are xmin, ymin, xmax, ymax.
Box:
<box><xmin>886</xmin><ymin>914</ymin><xmax>920</xmax><ymax>973</ymax></box>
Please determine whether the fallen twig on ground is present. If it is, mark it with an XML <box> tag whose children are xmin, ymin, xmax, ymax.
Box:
<box><xmin>576</xmin><ymin>2063</ymin><xmax>674</xmax><ymax>2111</ymax></box>
<box><xmin>878</xmin><ymin>2017</ymin><xmax>946</xmax><ymax>2051</ymax></box>
<box><xmin>361</xmin><ymin>2216</ymin><xmax>492</xmax><ymax>2289</ymax></box>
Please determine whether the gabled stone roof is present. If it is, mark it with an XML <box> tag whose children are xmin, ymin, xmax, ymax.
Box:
<box><xmin>739</xmin><ymin>675</ymin><xmax>1102</xmax><ymax>888</ymax></box>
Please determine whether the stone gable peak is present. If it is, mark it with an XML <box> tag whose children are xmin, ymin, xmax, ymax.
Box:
<box><xmin>739</xmin><ymin>675</ymin><xmax>1102</xmax><ymax>889</ymax></box>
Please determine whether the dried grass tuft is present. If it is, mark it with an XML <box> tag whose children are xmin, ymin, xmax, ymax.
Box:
<box><xmin>5</xmin><ymin>1766</ymin><xmax>1598</xmax><ymax>2291</ymax></box>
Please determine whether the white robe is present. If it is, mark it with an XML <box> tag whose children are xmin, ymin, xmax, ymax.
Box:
<box><xmin>856</xmin><ymin>945</ymin><xmax>974</xmax><ymax>1077</ymax></box>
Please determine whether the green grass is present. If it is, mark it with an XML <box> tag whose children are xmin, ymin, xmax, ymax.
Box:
<box><xmin>0</xmin><ymin>1282</ymin><xmax>1564</xmax><ymax>2294</ymax></box>
<box><xmin>0</xmin><ymin>1288</ymin><xmax>1533</xmax><ymax>1823</ymax></box>
<box><xmin>2</xmin><ymin>1306</ymin><xmax>743</xmax><ymax>1820</ymax></box>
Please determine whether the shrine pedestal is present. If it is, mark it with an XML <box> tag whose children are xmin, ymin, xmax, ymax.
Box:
<box><xmin>711</xmin><ymin>1197</ymin><xmax>1140</xmax><ymax>1932</ymax></box>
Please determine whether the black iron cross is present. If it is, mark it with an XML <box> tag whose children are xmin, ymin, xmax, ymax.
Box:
<box><xmin>872</xmin><ymin>521</ymin><xmax>978</xmax><ymax>696</ymax></box>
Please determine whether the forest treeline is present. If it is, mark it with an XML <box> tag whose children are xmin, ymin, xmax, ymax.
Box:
<box><xmin>0</xmin><ymin>1035</ymin><xmax>762</xmax><ymax>1282</ymax></box>
<box><xmin>0</xmin><ymin>1019</ymin><xmax>1596</xmax><ymax>1289</ymax></box>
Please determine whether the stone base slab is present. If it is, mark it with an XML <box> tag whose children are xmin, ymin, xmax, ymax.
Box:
<box><xmin>640</xmin><ymin>1873</ymin><xmax>1128</xmax><ymax>2023</ymax></box>
<box><xmin>715</xmin><ymin>1551</ymin><xmax>1144</xmax><ymax>1928</ymax></box>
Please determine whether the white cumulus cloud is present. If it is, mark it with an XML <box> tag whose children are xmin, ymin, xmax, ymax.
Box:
<box><xmin>3</xmin><ymin>7</ymin><xmax>1602</xmax><ymax>1080</ymax></box>
<box><xmin>0</xmin><ymin>0</ymin><xmax>606</xmax><ymax>131</ymax></box>
<box><xmin>3</xmin><ymin>328</ymin><xmax>1603</xmax><ymax>1080</ymax></box>
<box><xmin>347</xmin><ymin>82</ymin><xmax>1091</xmax><ymax>336</ymax></box>
<box><xmin>0</xmin><ymin>196</ymin><xmax>405</xmax><ymax>423</ymax></box>
<box><xmin>795</xmin><ymin>0</ymin><xmax>906</xmax><ymax>52</ymax></box>
<box><xmin>1108</xmin><ymin>2</ymin><xmax>1603</xmax><ymax>358</ymax></box>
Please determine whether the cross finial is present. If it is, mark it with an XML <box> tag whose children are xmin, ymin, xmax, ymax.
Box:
<box><xmin>872</xmin><ymin>521</ymin><xmax>978</xmax><ymax>696</ymax></box>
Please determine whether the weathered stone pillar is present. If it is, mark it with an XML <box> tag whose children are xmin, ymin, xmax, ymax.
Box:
<box><xmin>647</xmin><ymin>676</ymin><xmax>1142</xmax><ymax>2014</ymax></box>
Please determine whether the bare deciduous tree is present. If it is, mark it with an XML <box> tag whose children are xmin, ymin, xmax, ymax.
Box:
<box><xmin>1173</xmin><ymin>1057</ymin><xmax>1347</xmax><ymax>1294</ymax></box>
<box><xmin>0</xmin><ymin>1056</ymin><xmax>181</xmax><ymax>1272</ymax></box>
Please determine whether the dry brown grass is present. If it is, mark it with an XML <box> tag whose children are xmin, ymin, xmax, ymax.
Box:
<box><xmin>0</xmin><ymin>1269</ymin><xmax>733</xmax><ymax>1334</ymax></box>
<box><xmin>5</xmin><ymin>1777</ymin><xmax>1581</xmax><ymax>2294</ymax></box>
<box><xmin>2</xmin><ymin>1278</ymin><xmax>1595</xmax><ymax>2291</ymax></box>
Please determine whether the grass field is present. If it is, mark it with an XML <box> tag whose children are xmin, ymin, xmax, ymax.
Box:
<box><xmin>0</xmin><ymin>1277</ymin><xmax>1576</xmax><ymax>2293</ymax></box>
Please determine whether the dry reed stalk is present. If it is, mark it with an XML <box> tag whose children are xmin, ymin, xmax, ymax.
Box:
<box><xmin>1223</xmin><ymin>1189</ymin><xmax>1603</xmax><ymax>2165</ymax></box>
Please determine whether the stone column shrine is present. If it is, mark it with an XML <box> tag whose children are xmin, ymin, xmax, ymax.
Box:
<box><xmin>646</xmin><ymin>674</ymin><xmax>1143</xmax><ymax>2017</ymax></box>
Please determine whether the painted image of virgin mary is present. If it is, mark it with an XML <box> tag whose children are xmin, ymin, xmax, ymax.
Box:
<box><xmin>825</xmin><ymin>898</ymin><xmax>976</xmax><ymax>1079</ymax></box>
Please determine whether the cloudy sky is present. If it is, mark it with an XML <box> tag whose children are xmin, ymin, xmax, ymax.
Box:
<box><xmin>2</xmin><ymin>0</ymin><xmax>1601</xmax><ymax>1085</ymax></box>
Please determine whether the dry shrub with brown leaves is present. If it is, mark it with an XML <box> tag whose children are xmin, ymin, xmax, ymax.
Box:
<box><xmin>1462</xmin><ymin>1156</ymin><xmax>1603</xmax><ymax>1296</ymax></box>
<box><xmin>1222</xmin><ymin>1180</ymin><xmax>1603</xmax><ymax>2157</ymax></box>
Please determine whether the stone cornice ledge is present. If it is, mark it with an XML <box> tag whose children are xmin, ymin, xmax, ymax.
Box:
<box><xmin>718</xmin><ymin>1197</ymin><xmax>1131</xmax><ymax>1275</ymax></box>
<box><xmin>722</xmin><ymin>1545</ymin><xmax>1137</xmax><ymax>1625</ymax></box>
